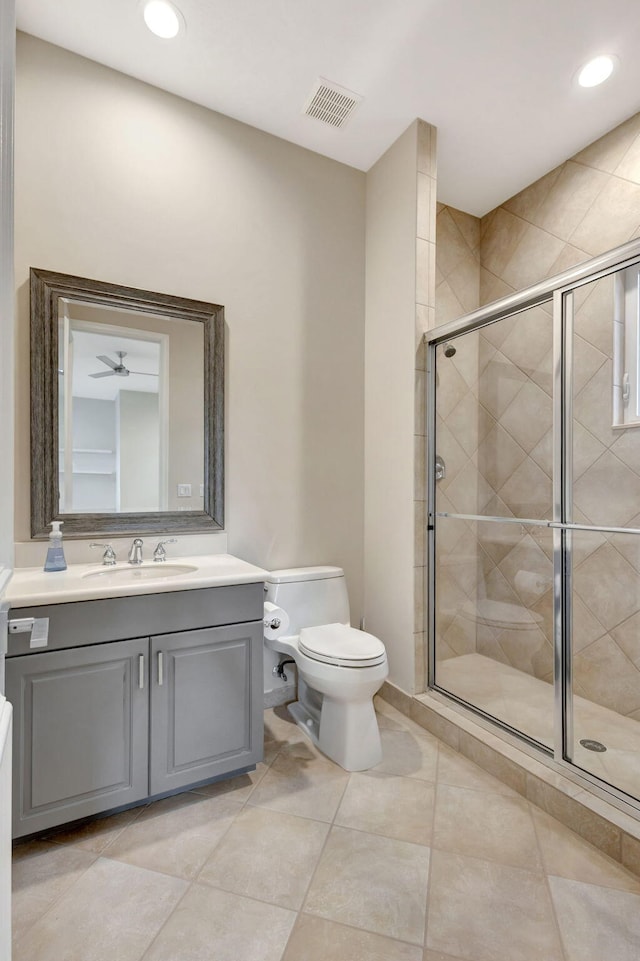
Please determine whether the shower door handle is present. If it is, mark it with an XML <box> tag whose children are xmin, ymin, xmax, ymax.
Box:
<box><xmin>435</xmin><ymin>455</ymin><xmax>446</xmax><ymax>481</ymax></box>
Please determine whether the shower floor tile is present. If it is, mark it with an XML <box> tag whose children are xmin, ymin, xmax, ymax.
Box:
<box><xmin>11</xmin><ymin>703</ymin><xmax>640</xmax><ymax>961</ymax></box>
<box><xmin>437</xmin><ymin>652</ymin><xmax>640</xmax><ymax>801</ymax></box>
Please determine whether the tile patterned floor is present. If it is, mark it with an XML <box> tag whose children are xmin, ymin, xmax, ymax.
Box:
<box><xmin>11</xmin><ymin>698</ymin><xmax>640</xmax><ymax>961</ymax></box>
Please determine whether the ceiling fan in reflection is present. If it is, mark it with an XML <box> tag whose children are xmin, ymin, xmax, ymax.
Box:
<box><xmin>89</xmin><ymin>351</ymin><xmax>159</xmax><ymax>379</ymax></box>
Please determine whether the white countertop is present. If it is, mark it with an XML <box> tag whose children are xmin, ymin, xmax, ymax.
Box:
<box><xmin>5</xmin><ymin>554</ymin><xmax>268</xmax><ymax>608</ymax></box>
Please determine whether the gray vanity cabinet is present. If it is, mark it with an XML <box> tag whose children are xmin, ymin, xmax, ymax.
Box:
<box><xmin>150</xmin><ymin>623</ymin><xmax>263</xmax><ymax>794</ymax></box>
<box><xmin>7</xmin><ymin>583</ymin><xmax>264</xmax><ymax>838</ymax></box>
<box><xmin>6</xmin><ymin>637</ymin><xmax>149</xmax><ymax>836</ymax></box>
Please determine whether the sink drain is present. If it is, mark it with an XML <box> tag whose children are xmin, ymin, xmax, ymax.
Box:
<box><xmin>579</xmin><ymin>738</ymin><xmax>607</xmax><ymax>753</ymax></box>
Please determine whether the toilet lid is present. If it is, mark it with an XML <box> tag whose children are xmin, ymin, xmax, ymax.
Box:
<box><xmin>299</xmin><ymin>623</ymin><xmax>387</xmax><ymax>667</ymax></box>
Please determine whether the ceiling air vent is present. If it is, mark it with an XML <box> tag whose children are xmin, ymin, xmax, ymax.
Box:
<box><xmin>302</xmin><ymin>78</ymin><xmax>362</xmax><ymax>129</ymax></box>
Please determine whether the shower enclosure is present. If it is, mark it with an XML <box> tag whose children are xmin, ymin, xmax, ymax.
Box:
<box><xmin>427</xmin><ymin>237</ymin><xmax>640</xmax><ymax>812</ymax></box>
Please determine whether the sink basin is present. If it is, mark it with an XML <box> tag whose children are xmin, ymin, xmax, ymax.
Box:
<box><xmin>82</xmin><ymin>564</ymin><xmax>198</xmax><ymax>581</ymax></box>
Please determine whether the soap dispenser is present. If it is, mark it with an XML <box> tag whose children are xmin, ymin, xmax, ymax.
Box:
<box><xmin>44</xmin><ymin>520</ymin><xmax>67</xmax><ymax>572</ymax></box>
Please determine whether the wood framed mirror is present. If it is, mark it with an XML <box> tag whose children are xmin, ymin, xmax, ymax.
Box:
<box><xmin>30</xmin><ymin>268</ymin><xmax>224</xmax><ymax>538</ymax></box>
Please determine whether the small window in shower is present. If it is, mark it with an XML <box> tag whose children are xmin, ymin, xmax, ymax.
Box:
<box><xmin>613</xmin><ymin>264</ymin><xmax>640</xmax><ymax>428</ymax></box>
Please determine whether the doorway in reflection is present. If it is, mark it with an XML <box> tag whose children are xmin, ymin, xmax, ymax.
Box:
<box><xmin>59</xmin><ymin>320</ymin><xmax>166</xmax><ymax>513</ymax></box>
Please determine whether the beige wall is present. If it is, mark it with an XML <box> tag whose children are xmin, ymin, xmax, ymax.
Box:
<box><xmin>364</xmin><ymin>124</ymin><xmax>417</xmax><ymax>693</ymax></box>
<box><xmin>434</xmin><ymin>111</ymin><xmax>640</xmax><ymax>719</ymax></box>
<box><xmin>15</xmin><ymin>34</ymin><xmax>366</xmax><ymax>616</ymax></box>
<box><xmin>364</xmin><ymin>120</ymin><xmax>436</xmax><ymax>694</ymax></box>
<box><xmin>0</xmin><ymin>0</ymin><xmax>14</xmax><ymax>580</ymax></box>
<box><xmin>0</xmin><ymin>7</ymin><xmax>14</xmax><ymax>948</ymax></box>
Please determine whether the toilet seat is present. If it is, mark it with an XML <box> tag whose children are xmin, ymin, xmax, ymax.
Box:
<box><xmin>299</xmin><ymin>623</ymin><xmax>387</xmax><ymax>668</ymax></box>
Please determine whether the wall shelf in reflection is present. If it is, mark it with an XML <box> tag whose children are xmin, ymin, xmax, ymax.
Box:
<box><xmin>58</xmin><ymin>470</ymin><xmax>117</xmax><ymax>476</ymax></box>
<box><xmin>59</xmin><ymin>448</ymin><xmax>115</xmax><ymax>454</ymax></box>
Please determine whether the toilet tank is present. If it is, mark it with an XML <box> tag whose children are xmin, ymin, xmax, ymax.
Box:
<box><xmin>264</xmin><ymin>566</ymin><xmax>350</xmax><ymax>636</ymax></box>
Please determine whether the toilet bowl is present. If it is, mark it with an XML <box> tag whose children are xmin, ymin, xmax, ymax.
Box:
<box><xmin>264</xmin><ymin>566</ymin><xmax>388</xmax><ymax>772</ymax></box>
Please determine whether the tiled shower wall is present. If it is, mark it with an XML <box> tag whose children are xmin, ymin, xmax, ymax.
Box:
<box><xmin>415</xmin><ymin>121</ymin><xmax>438</xmax><ymax>691</ymax></box>
<box><xmin>433</xmin><ymin>111</ymin><xmax>640</xmax><ymax>718</ymax></box>
<box><xmin>434</xmin><ymin>205</ymin><xmax>480</xmax><ymax>327</ymax></box>
<box><xmin>480</xmin><ymin>110</ymin><xmax>640</xmax><ymax>306</ymax></box>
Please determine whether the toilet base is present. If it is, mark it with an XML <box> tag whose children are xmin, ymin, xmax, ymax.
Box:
<box><xmin>288</xmin><ymin>700</ymin><xmax>321</xmax><ymax>748</ymax></box>
<box><xmin>288</xmin><ymin>694</ymin><xmax>383</xmax><ymax>772</ymax></box>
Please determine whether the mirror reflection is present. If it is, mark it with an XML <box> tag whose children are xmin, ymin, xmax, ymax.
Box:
<box><xmin>58</xmin><ymin>300</ymin><xmax>204</xmax><ymax>514</ymax></box>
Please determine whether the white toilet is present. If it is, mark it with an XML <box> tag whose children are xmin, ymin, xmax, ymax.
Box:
<box><xmin>264</xmin><ymin>566</ymin><xmax>388</xmax><ymax>771</ymax></box>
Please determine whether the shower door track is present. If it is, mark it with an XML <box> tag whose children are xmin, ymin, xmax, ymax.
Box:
<box><xmin>426</xmin><ymin>236</ymin><xmax>640</xmax><ymax>815</ymax></box>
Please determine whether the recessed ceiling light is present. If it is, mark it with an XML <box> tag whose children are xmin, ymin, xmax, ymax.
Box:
<box><xmin>577</xmin><ymin>55</ymin><xmax>615</xmax><ymax>88</ymax></box>
<box><xmin>143</xmin><ymin>0</ymin><xmax>183</xmax><ymax>39</ymax></box>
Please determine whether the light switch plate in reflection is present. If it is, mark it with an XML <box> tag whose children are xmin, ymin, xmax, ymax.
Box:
<box><xmin>177</xmin><ymin>484</ymin><xmax>192</xmax><ymax>497</ymax></box>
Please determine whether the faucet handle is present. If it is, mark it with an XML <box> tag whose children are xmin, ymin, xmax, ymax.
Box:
<box><xmin>90</xmin><ymin>543</ymin><xmax>117</xmax><ymax>566</ymax></box>
<box><xmin>128</xmin><ymin>538</ymin><xmax>144</xmax><ymax>565</ymax></box>
<box><xmin>153</xmin><ymin>538</ymin><xmax>177</xmax><ymax>562</ymax></box>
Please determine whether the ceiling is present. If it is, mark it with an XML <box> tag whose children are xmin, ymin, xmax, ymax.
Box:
<box><xmin>15</xmin><ymin>0</ymin><xmax>640</xmax><ymax>216</ymax></box>
<box><xmin>70</xmin><ymin>329</ymin><xmax>160</xmax><ymax>401</ymax></box>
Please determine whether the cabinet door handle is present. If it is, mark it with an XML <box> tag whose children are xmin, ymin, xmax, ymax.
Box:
<box><xmin>158</xmin><ymin>651</ymin><xmax>164</xmax><ymax>687</ymax></box>
<box><xmin>139</xmin><ymin>654</ymin><xmax>145</xmax><ymax>690</ymax></box>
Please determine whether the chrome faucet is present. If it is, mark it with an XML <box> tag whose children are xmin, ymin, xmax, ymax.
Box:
<box><xmin>90</xmin><ymin>543</ymin><xmax>117</xmax><ymax>566</ymax></box>
<box><xmin>128</xmin><ymin>538</ymin><xmax>144</xmax><ymax>565</ymax></box>
<box><xmin>153</xmin><ymin>538</ymin><xmax>177</xmax><ymax>562</ymax></box>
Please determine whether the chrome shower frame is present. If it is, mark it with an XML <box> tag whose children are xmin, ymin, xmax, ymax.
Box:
<box><xmin>425</xmin><ymin>236</ymin><xmax>640</xmax><ymax>814</ymax></box>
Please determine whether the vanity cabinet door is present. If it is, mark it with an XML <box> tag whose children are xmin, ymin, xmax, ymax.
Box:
<box><xmin>7</xmin><ymin>637</ymin><xmax>149</xmax><ymax>838</ymax></box>
<box><xmin>149</xmin><ymin>622</ymin><xmax>263</xmax><ymax>795</ymax></box>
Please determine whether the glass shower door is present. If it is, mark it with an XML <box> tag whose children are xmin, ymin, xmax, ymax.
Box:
<box><xmin>565</xmin><ymin>266</ymin><xmax>640</xmax><ymax>801</ymax></box>
<box><xmin>428</xmin><ymin>239</ymin><xmax>640</xmax><ymax>809</ymax></box>
<box><xmin>432</xmin><ymin>304</ymin><xmax>556</xmax><ymax>749</ymax></box>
